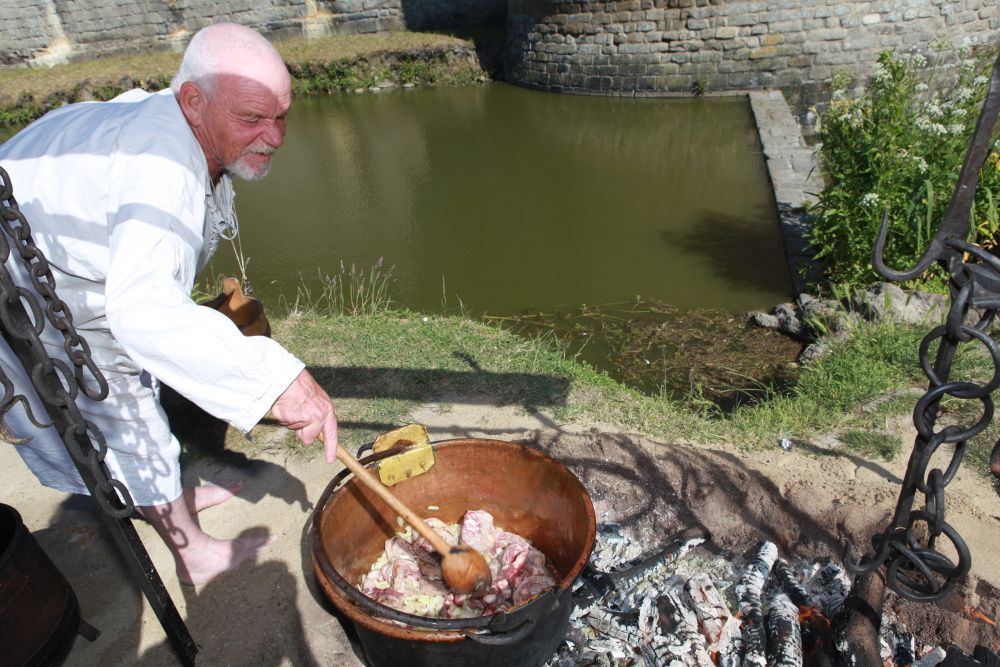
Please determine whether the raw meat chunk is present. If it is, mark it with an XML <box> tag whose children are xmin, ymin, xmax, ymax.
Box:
<box><xmin>359</xmin><ymin>509</ymin><xmax>556</xmax><ymax>619</ymax></box>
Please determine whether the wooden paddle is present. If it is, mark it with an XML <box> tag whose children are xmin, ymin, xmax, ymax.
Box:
<box><xmin>334</xmin><ymin>444</ymin><xmax>493</xmax><ymax>596</ymax></box>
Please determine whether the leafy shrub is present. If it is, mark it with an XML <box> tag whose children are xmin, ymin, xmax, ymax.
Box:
<box><xmin>808</xmin><ymin>47</ymin><xmax>1000</xmax><ymax>292</ymax></box>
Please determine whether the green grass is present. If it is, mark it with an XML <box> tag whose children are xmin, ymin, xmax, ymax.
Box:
<box><xmin>169</xmin><ymin>297</ymin><xmax>1000</xmax><ymax>481</ymax></box>
<box><xmin>165</xmin><ymin>287</ymin><xmax>1000</xmax><ymax>488</ymax></box>
<box><xmin>715</xmin><ymin>320</ymin><xmax>925</xmax><ymax>447</ymax></box>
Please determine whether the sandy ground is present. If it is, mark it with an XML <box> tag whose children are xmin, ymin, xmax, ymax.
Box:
<box><xmin>5</xmin><ymin>400</ymin><xmax>1000</xmax><ymax>666</ymax></box>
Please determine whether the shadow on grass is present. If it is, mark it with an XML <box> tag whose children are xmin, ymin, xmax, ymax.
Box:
<box><xmin>162</xmin><ymin>364</ymin><xmax>570</xmax><ymax>464</ymax></box>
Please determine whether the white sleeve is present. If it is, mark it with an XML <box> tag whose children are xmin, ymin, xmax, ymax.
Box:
<box><xmin>104</xmin><ymin>162</ymin><xmax>304</xmax><ymax>432</ymax></box>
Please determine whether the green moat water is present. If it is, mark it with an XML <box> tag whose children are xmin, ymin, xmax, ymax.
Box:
<box><xmin>222</xmin><ymin>82</ymin><xmax>792</xmax><ymax>319</ymax></box>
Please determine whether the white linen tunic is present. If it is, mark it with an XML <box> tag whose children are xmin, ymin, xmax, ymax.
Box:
<box><xmin>0</xmin><ymin>89</ymin><xmax>304</xmax><ymax>505</ymax></box>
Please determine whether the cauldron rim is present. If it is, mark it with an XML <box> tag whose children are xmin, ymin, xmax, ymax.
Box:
<box><xmin>310</xmin><ymin>437</ymin><xmax>595</xmax><ymax>636</ymax></box>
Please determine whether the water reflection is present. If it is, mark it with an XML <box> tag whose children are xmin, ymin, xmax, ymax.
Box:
<box><xmin>217</xmin><ymin>83</ymin><xmax>792</xmax><ymax>314</ymax></box>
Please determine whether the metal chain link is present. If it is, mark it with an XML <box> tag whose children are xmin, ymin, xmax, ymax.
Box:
<box><xmin>0</xmin><ymin>165</ymin><xmax>133</xmax><ymax>518</ymax></box>
<box><xmin>845</xmin><ymin>259</ymin><xmax>988</xmax><ymax>601</ymax></box>
<box><xmin>846</xmin><ymin>50</ymin><xmax>1000</xmax><ymax>603</ymax></box>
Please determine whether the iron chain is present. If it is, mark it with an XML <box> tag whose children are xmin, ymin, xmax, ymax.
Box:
<box><xmin>847</xmin><ymin>239</ymin><xmax>999</xmax><ymax>602</ymax></box>
<box><xmin>849</xmin><ymin>49</ymin><xmax>1000</xmax><ymax>604</ymax></box>
<box><xmin>0</xmin><ymin>165</ymin><xmax>133</xmax><ymax>518</ymax></box>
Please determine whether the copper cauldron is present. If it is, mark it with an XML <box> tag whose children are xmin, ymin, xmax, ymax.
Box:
<box><xmin>311</xmin><ymin>438</ymin><xmax>595</xmax><ymax>667</ymax></box>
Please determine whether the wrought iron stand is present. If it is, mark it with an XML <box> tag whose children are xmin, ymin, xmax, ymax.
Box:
<box><xmin>0</xmin><ymin>167</ymin><xmax>197</xmax><ymax>665</ymax></box>
<box><xmin>841</xmin><ymin>50</ymin><xmax>1000</xmax><ymax>662</ymax></box>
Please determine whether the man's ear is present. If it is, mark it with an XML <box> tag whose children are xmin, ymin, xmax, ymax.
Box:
<box><xmin>177</xmin><ymin>81</ymin><xmax>206</xmax><ymax>127</ymax></box>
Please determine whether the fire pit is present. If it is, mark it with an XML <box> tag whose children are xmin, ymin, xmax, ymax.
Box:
<box><xmin>309</xmin><ymin>422</ymin><xmax>1000</xmax><ymax>666</ymax></box>
<box><xmin>311</xmin><ymin>438</ymin><xmax>596</xmax><ymax>667</ymax></box>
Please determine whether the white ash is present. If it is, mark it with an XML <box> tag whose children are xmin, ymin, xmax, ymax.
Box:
<box><xmin>545</xmin><ymin>526</ymin><xmax>947</xmax><ymax>667</ymax></box>
<box><xmin>590</xmin><ymin>521</ymin><xmax>645</xmax><ymax>572</ymax></box>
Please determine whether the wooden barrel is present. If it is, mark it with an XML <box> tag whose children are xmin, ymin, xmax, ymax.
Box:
<box><xmin>0</xmin><ymin>503</ymin><xmax>81</xmax><ymax>666</ymax></box>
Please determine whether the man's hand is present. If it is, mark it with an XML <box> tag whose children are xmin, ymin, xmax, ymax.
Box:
<box><xmin>271</xmin><ymin>369</ymin><xmax>338</xmax><ymax>462</ymax></box>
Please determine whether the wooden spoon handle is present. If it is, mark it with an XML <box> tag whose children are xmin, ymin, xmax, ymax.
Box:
<box><xmin>334</xmin><ymin>446</ymin><xmax>454</xmax><ymax>557</ymax></box>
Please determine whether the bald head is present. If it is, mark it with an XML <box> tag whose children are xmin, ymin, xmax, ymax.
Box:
<box><xmin>173</xmin><ymin>24</ymin><xmax>292</xmax><ymax>183</ymax></box>
<box><xmin>171</xmin><ymin>23</ymin><xmax>289</xmax><ymax>98</ymax></box>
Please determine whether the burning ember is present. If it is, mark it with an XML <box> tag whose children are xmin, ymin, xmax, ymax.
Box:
<box><xmin>545</xmin><ymin>521</ymin><xmax>958</xmax><ymax>667</ymax></box>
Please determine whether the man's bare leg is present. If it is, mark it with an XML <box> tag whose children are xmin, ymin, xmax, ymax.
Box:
<box><xmin>183</xmin><ymin>480</ymin><xmax>244</xmax><ymax>514</ymax></box>
<box><xmin>138</xmin><ymin>494</ymin><xmax>273</xmax><ymax>586</ymax></box>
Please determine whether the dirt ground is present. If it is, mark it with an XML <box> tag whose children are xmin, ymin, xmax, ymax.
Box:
<box><xmin>5</xmin><ymin>399</ymin><xmax>1000</xmax><ymax>666</ymax></box>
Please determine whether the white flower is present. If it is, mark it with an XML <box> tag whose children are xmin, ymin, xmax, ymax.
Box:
<box><xmin>974</xmin><ymin>75</ymin><xmax>989</xmax><ymax>86</ymax></box>
<box><xmin>916</xmin><ymin>83</ymin><xmax>929</xmax><ymax>92</ymax></box>
<box><xmin>900</xmin><ymin>150</ymin><xmax>928</xmax><ymax>173</ymax></box>
<box><xmin>949</xmin><ymin>123</ymin><xmax>965</xmax><ymax>134</ymax></box>
<box><xmin>915</xmin><ymin>116</ymin><xmax>948</xmax><ymax>135</ymax></box>
<box><xmin>861</xmin><ymin>192</ymin><xmax>881</xmax><ymax>207</ymax></box>
<box><xmin>953</xmin><ymin>86</ymin><xmax>974</xmax><ymax>103</ymax></box>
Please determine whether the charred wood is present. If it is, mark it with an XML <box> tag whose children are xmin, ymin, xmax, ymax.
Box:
<box><xmin>885</xmin><ymin>622</ymin><xmax>916</xmax><ymax>666</ymax></box>
<box><xmin>765</xmin><ymin>593</ymin><xmax>803</xmax><ymax>667</ymax></box>
<box><xmin>607</xmin><ymin>528</ymin><xmax>708</xmax><ymax>593</ymax></box>
<box><xmin>684</xmin><ymin>571</ymin><xmax>743</xmax><ymax>666</ymax></box>
<box><xmin>586</xmin><ymin>607</ymin><xmax>644</xmax><ymax>646</ymax></box>
<box><xmin>835</xmin><ymin>572</ymin><xmax>885</xmax><ymax>667</ymax></box>
<box><xmin>717</xmin><ymin>624</ymin><xmax>745</xmax><ymax>667</ymax></box>
<box><xmin>735</xmin><ymin>541</ymin><xmax>778</xmax><ymax>667</ymax></box>
<box><xmin>651</xmin><ymin>589</ymin><xmax>714</xmax><ymax>667</ymax></box>
<box><xmin>808</xmin><ymin>561</ymin><xmax>852</xmax><ymax>621</ymax></box>
<box><xmin>685</xmin><ymin>568</ymin><xmax>739</xmax><ymax>666</ymax></box>
<box><xmin>685</xmin><ymin>572</ymin><xmax>736</xmax><ymax>645</ymax></box>
<box><xmin>639</xmin><ymin>593</ymin><xmax>659</xmax><ymax>644</ymax></box>
<box><xmin>773</xmin><ymin>558</ymin><xmax>818</xmax><ymax>609</ymax></box>
<box><xmin>914</xmin><ymin>646</ymin><xmax>947</xmax><ymax>667</ymax></box>
<box><xmin>573</xmin><ymin>528</ymin><xmax>707</xmax><ymax>615</ymax></box>
<box><xmin>939</xmin><ymin>645</ymin><xmax>1000</xmax><ymax>666</ymax></box>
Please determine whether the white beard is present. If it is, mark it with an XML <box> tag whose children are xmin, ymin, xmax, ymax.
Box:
<box><xmin>226</xmin><ymin>145</ymin><xmax>275</xmax><ymax>181</ymax></box>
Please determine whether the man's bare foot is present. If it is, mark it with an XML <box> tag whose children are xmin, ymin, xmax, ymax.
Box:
<box><xmin>177</xmin><ymin>532</ymin><xmax>275</xmax><ymax>586</ymax></box>
<box><xmin>183</xmin><ymin>480</ymin><xmax>244</xmax><ymax>514</ymax></box>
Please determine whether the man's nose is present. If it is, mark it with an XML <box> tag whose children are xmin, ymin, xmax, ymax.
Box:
<box><xmin>263</xmin><ymin>119</ymin><xmax>285</xmax><ymax>148</ymax></box>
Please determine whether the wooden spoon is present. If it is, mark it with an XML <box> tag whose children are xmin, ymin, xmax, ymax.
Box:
<box><xmin>334</xmin><ymin>445</ymin><xmax>493</xmax><ymax>596</ymax></box>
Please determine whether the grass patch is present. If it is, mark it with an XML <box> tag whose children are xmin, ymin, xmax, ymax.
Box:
<box><xmin>839</xmin><ymin>429</ymin><xmax>903</xmax><ymax>461</ymax></box>
<box><xmin>716</xmin><ymin>320</ymin><xmax>926</xmax><ymax>448</ymax></box>
<box><xmin>171</xmin><ymin>306</ymin><xmax>992</xmax><ymax>482</ymax></box>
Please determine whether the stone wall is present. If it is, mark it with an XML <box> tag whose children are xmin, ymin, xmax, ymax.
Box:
<box><xmin>0</xmin><ymin>0</ymin><xmax>506</xmax><ymax>67</ymax></box>
<box><xmin>506</xmin><ymin>0</ymin><xmax>999</xmax><ymax>113</ymax></box>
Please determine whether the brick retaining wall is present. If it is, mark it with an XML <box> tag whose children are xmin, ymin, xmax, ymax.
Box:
<box><xmin>506</xmin><ymin>0</ymin><xmax>999</xmax><ymax>114</ymax></box>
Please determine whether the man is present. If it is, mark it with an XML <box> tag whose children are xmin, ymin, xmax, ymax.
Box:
<box><xmin>0</xmin><ymin>23</ymin><xmax>337</xmax><ymax>585</ymax></box>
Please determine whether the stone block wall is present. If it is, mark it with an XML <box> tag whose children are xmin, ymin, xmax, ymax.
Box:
<box><xmin>506</xmin><ymin>0</ymin><xmax>999</xmax><ymax>113</ymax></box>
<box><xmin>0</xmin><ymin>0</ymin><xmax>505</xmax><ymax>67</ymax></box>
<box><xmin>1</xmin><ymin>1</ymin><xmax>56</xmax><ymax>65</ymax></box>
